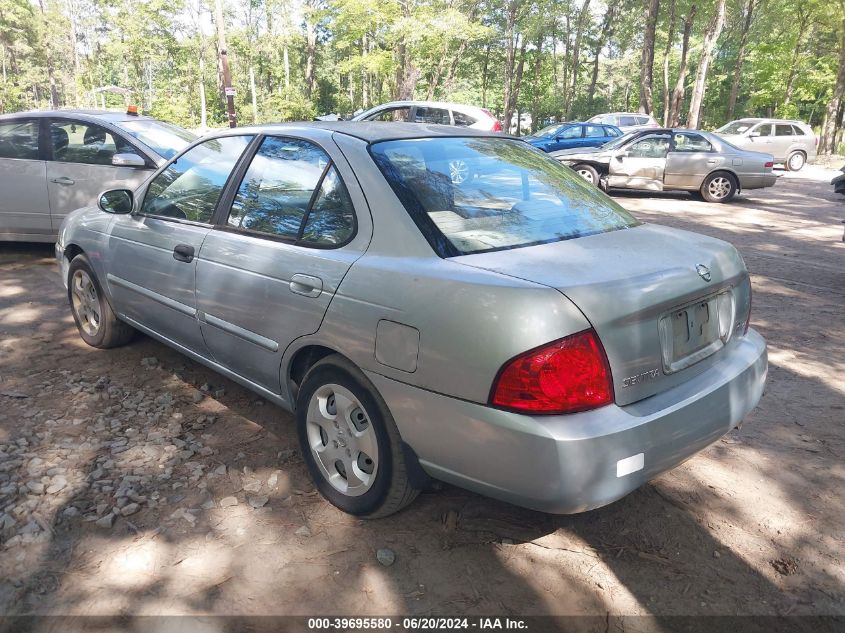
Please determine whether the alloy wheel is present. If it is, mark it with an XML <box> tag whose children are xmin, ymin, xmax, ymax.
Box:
<box><xmin>788</xmin><ymin>153</ymin><xmax>805</xmax><ymax>171</ymax></box>
<box><xmin>707</xmin><ymin>176</ymin><xmax>732</xmax><ymax>200</ymax></box>
<box><xmin>71</xmin><ymin>270</ymin><xmax>101</xmax><ymax>337</ymax></box>
<box><xmin>306</xmin><ymin>383</ymin><xmax>378</xmax><ymax>496</ymax></box>
<box><xmin>577</xmin><ymin>168</ymin><xmax>596</xmax><ymax>184</ymax></box>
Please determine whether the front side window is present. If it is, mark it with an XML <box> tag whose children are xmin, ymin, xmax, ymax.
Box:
<box><xmin>370</xmin><ymin>137</ymin><xmax>638</xmax><ymax>256</ymax></box>
<box><xmin>116</xmin><ymin>119</ymin><xmax>197</xmax><ymax>160</ymax></box>
<box><xmin>141</xmin><ymin>135</ymin><xmax>253</xmax><ymax>223</ymax></box>
<box><xmin>415</xmin><ymin>107</ymin><xmax>450</xmax><ymax>125</ymax></box>
<box><xmin>627</xmin><ymin>134</ymin><xmax>671</xmax><ymax>158</ymax></box>
<box><xmin>367</xmin><ymin>107</ymin><xmax>411</xmax><ymax>122</ymax></box>
<box><xmin>558</xmin><ymin>126</ymin><xmax>582</xmax><ymax>139</ymax></box>
<box><xmin>753</xmin><ymin>124</ymin><xmax>773</xmax><ymax>137</ymax></box>
<box><xmin>672</xmin><ymin>132</ymin><xmax>714</xmax><ymax>152</ymax></box>
<box><xmin>228</xmin><ymin>136</ymin><xmax>355</xmax><ymax>246</ymax></box>
<box><xmin>0</xmin><ymin>120</ymin><xmax>39</xmax><ymax>160</ymax></box>
<box><xmin>775</xmin><ymin>124</ymin><xmax>794</xmax><ymax>136</ymax></box>
<box><xmin>50</xmin><ymin>120</ymin><xmax>141</xmax><ymax>166</ymax></box>
<box><xmin>717</xmin><ymin>121</ymin><xmax>754</xmax><ymax>135</ymax></box>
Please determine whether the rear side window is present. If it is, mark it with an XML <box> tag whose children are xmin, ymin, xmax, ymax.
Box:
<box><xmin>672</xmin><ymin>132</ymin><xmax>714</xmax><ymax>152</ymax></box>
<box><xmin>619</xmin><ymin>116</ymin><xmax>637</xmax><ymax>126</ymax></box>
<box><xmin>50</xmin><ymin>120</ymin><xmax>141</xmax><ymax>166</ymax></box>
<box><xmin>636</xmin><ymin>116</ymin><xmax>650</xmax><ymax>125</ymax></box>
<box><xmin>228</xmin><ymin>136</ymin><xmax>355</xmax><ymax>246</ymax></box>
<box><xmin>370</xmin><ymin>137</ymin><xmax>638</xmax><ymax>256</ymax></box>
<box><xmin>584</xmin><ymin>125</ymin><xmax>605</xmax><ymax>138</ymax></box>
<box><xmin>605</xmin><ymin>127</ymin><xmax>621</xmax><ymax>137</ymax></box>
<box><xmin>415</xmin><ymin>107</ymin><xmax>450</xmax><ymax>125</ymax></box>
<box><xmin>452</xmin><ymin>111</ymin><xmax>477</xmax><ymax>127</ymax></box>
<box><xmin>141</xmin><ymin>135</ymin><xmax>253</xmax><ymax>223</ymax></box>
<box><xmin>791</xmin><ymin>125</ymin><xmax>806</xmax><ymax>136</ymax></box>
<box><xmin>0</xmin><ymin>120</ymin><xmax>39</xmax><ymax>160</ymax></box>
<box><xmin>775</xmin><ymin>124</ymin><xmax>794</xmax><ymax>136</ymax></box>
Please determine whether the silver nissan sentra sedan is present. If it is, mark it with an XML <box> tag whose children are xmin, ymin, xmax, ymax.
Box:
<box><xmin>56</xmin><ymin>122</ymin><xmax>767</xmax><ymax>517</ymax></box>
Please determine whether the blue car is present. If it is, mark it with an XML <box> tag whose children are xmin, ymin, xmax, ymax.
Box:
<box><xmin>524</xmin><ymin>122</ymin><xmax>624</xmax><ymax>152</ymax></box>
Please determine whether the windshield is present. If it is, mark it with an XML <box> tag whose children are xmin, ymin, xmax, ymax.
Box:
<box><xmin>601</xmin><ymin>131</ymin><xmax>637</xmax><ymax>149</ymax></box>
<box><xmin>529</xmin><ymin>124</ymin><xmax>565</xmax><ymax>138</ymax></box>
<box><xmin>716</xmin><ymin>121</ymin><xmax>756</xmax><ymax>135</ymax></box>
<box><xmin>115</xmin><ymin>120</ymin><xmax>197</xmax><ymax>160</ymax></box>
<box><xmin>370</xmin><ymin>137</ymin><xmax>639</xmax><ymax>257</ymax></box>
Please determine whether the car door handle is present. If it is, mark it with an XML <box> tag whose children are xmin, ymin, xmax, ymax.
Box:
<box><xmin>172</xmin><ymin>244</ymin><xmax>195</xmax><ymax>263</ymax></box>
<box><xmin>289</xmin><ymin>274</ymin><xmax>323</xmax><ymax>298</ymax></box>
<box><xmin>707</xmin><ymin>159</ymin><xmax>718</xmax><ymax>164</ymax></box>
<box><xmin>51</xmin><ymin>177</ymin><xmax>75</xmax><ymax>185</ymax></box>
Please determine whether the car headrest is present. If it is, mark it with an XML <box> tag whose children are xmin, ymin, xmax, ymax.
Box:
<box><xmin>84</xmin><ymin>126</ymin><xmax>106</xmax><ymax>145</ymax></box>
<box><xmin>52</xmin><ymin>127</ymin><xmax>69</xmax><ymax>152</ymax></box>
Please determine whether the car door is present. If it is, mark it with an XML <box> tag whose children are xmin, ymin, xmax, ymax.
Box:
<box><xmin>550</xmin><ymin>125</ymin><xmax>584</xmax><ymax>151</ymax></box>
<box><xmin>0</xmin><ymin>118</ymin><xmax>51</xmax><ymax>240</ymax></box>
<box><xmin>106</xmin><ymin>134</ymin><xmax>254</xmax><ymax>355</ymax></box>
<box><xmin>194</xmin><ymin>133</ymin><xmax>369</xmax><ymax>395</ymax></box>
<box><xmin>46</xmin><ymin>118</ymin><xmax>153</xmax><ymax>232</ymax></box>
<box><xmin>608</xmin><ymin>132</ymin><xmax>672</xmax><ymax>190</ymax></box>
<box><xmin>746</xmin><ymin>122</ymin><xmax>774</xmax><ymax>152</ymax></box>
<box><xmin>664</xmin><ymin>132</ymin><xmax>720</xmax><ymax>189</ymax></box>
<box><xmin>772</xmin><ymin>124</ymin><xmax>795</xmax><ymax>162</ymax></box>
<box><xmin>582</xmin><ymin>125</ymin><xmax>608</xmax><ymax>148</ymax></box>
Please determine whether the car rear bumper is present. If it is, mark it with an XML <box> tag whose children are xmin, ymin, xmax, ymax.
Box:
<box><xmin>741</xmin><ymin>173</ymin><xmax>778</xmax><ymax>190</ymax></box>
<box><xmin>367</xmin><ymin>329</ymin><xmax>767</xmax><ymax>514</ymax></box>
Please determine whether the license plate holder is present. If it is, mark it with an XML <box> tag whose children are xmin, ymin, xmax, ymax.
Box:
<box><xmin>659</xmin><ymin>295</ymin><xmax>724</xmax><ymax>373</ymax></box>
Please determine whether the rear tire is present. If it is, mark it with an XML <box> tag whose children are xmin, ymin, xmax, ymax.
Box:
<box><xmin>296</xmin><ymin>354</ymin><xmax>421</xmax><ymax>518</ymax></box>
<box><xmin>67</xmin><ymin>255</ymin><xmax>135</xmax><ymax>349</ymax></box>
<box><xmin>573</xmin><ymin>163</ymin><xmax>600</xmax><ymax>186</ymax></box>
<box><xmin>785</xmin><ymin>151</ymin><xmax>806</xmax><ymax>172</ymax></box>
<box><xmin>700</xmin><ymin>172</ymin><xmax>738</xmax><ymax>203</ymax></box>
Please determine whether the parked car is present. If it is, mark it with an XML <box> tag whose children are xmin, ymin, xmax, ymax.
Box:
<box><xmin>525</xmin><ymin>122</ymin><xmax>624</xmax><ymax>152</ymax></box>
<box><xmin>586</xmin><ymin>112</ymin><xmax>660</xmax><ymax>132</ymax></box>
<box><xmin>0</xmin><ymin>109</ymin><xmax>197</xmax><ymax>242</ymax></box>
<box><xmin>714</xmin><ymin>118</ymin><xmax>816</xmax><ymax>171</ymax></box>
<box><xmin>352</xmin><ymin>100</ymin><xmax>503</xmax><ymax>132</ymax></box>
<box><xmin>551</xmin><ymin>128</ymin><xmax>777</xmax><ymax>202</ymax></box>
<box><xmin>57</xmin><ymin>122</ymin><xmax>767</xmax><ymax>517</ymax></box>
<box><xmin>832</xmin><ymin>165</ymin><xmax>845</xmax><ymax>196</ymax></box>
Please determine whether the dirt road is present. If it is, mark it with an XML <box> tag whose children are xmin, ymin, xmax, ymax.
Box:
<box><xmin>0</xmin><ymin>166</ymin><xmax>843</xmax><ymax>627</ymax></box>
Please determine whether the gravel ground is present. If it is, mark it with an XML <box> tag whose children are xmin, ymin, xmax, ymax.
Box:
<box><xmin>0</xmin><ymin>166</ymin><xmax>843</xmax><ymax>625</ymax></box>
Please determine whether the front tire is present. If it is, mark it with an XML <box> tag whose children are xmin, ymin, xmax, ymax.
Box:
<box><xmin>700</xmin><ymin>172</ymin><xmax>738</xmax><ymax>203</ymax></box>
<box><xmin>785</xmin><ymin>151</ymin><xmax>806</xmax><ymax>172</ymax></box>
<box><xmin>573</xmin><ymin>163</ymin><xmax>600</xmax><ymax>186</ymax></box>
<box><xmin>296</xmin><ymin>355</ymin><xmax>420</xmax><ymax>517</ymax></box>
<box><xmin>67</xmin><ymin>255</ymin><xmax>135</xmax><ymax>348</ymax></box>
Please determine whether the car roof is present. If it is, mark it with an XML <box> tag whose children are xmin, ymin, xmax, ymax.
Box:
<box><xmin>0</xmin><ymin>109</ymin><xmax>156</xmax><ymax>123</ymax></box>
<box><xmin>209</xmin><ymin>121</ymin><xmax>504</xmax><ymax>143</ymax></box>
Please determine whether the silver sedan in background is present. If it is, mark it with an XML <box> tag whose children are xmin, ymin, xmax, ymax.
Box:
<box><xmin>56</xmin><ymin>123</ymin><xmax>767</xmax><ymax>517</ymax></box>
<box><xmin>551</xmin><ymin>128</ymin><xmax>777</xmax><ymax>202</ymax></box>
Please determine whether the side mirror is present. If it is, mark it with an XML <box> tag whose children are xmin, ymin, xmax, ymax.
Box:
<box><xmin>112</xmin><ymin>153</ymin><xmax>146</xmax><ymax>167</ymax></box>
<box><xmin>98</xmin><ymin>189</ymin><xmax>134</xmax><ymax>215</ymax></box>
<box><xmin>748</xmin><ymin>131</ymin><xmax>761</xmax><ymax>138</ymax></box>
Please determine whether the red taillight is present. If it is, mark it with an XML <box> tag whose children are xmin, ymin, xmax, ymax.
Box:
<box><xmin>764</xmin><ymin>161</ymin><xmax>774</xmax><ymax>168</ymax></box>
<box><xmin>491</xmin><ymin>119</ymin><xmax>503</xmax><ymax>132</ymax></box>
<box><xmin>490</xmin><ymin>330</ymin><xmax>614</xmax><ymax>415</ymax></box>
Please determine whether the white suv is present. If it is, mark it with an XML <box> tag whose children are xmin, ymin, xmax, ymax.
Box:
<box><xmin>352</xmin><ymin>101</ymin><xmax>503</xmax><ymax>132</ymax></box>
<box><xmin>715</xmin><ymin>118</ymin><xmax>816</xmax><ymax>171</ymax></box>
<box><xmin>586</xmin><ymin>112</ymin><xmax>660</xmax><ymax>133</ymax></box>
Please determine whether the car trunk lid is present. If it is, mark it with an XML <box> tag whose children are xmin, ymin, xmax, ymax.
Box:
<box><xmin>452</xmin><ymin>223</ymin><xmax>751</xmax><ymax>406</ymax></box>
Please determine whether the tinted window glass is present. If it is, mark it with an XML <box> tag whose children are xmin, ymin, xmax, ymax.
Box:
<box><xmin>791</xmin><ymin>125</ymin><xmax>806</xmax><ymax>136</ymax></box>
<box><xmin>50</xmin><ymin>120</ymin><xmax>141</xmax><ymax>166</ymax></box>
<box><xmin>415</xmin><ymin>107</ymin><xmax>450</xmax><ymax>125</ymax></box>
<box><xmin>371</xmin><ymin>137</ymin><xmax>638</xmax><ymax>256</ymax></box>
<box><xmin>301</xmin><ymin>168</ymin><xmax>356</xmax><ymax>245</ymax></box>
<box><xmin>775</xmin><ymin>124</ymin><xmax>794</xmax><ymax>136</ymax></box>
<box><xmin>116</xmin><ymin>120</ymin><xmax>197</xmax><ymax>160</ymax></box>
<box><xmin>228</xmin><ymin>136</ymin><xmax>354</xmax><ymax>246</ymax></box>
<box><xmin>672</xmin><ymin>132</ymin><xmax>713</xmax><ymax>152</ymax></box>
<box><xmin>0</xmin><ymin>120</ymin><xmax>39</xmax><ymax>160</ymax></box>
<box><xmin>367</xmin><ymin>107</ymin><xmax>411</xmax><ymax>122</ymax></box>
<box><xmin>627</xmin><ymin>134</ymin><xmax>671</xmax><ymax>158</ymax></box>
<box><xmin>604</xmin><ymin>127</ymin><xmax>621</xmax><ymax>137</ymax></box>
<box><xmin>141</xmin><ymin>135</ymin><xmax>253</xmax><ymax>222</ymax></box>
<box><xmin>754</xmin><ymin>124</ymin><xmax>773</xmax><ymax>137</ymax></box>
<box><xmin>453</xmin><ymin>111</ymin><xmax>477</xmax><ymax>127</ymax></box>
<box><xmin>558</xmin><ymin>126</ymin><xmax>582</xmax><ymax>139</ymax></box>
<box><xmin>584</xmin><ymin>125</ymin><xmax>605</xmax><ymax>138</ymax></box>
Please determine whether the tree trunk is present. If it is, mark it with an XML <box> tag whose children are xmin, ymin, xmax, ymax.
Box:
<box><xmin>213</xmin><ymin>0</ymin><xmax>236</xmax><ymax>127</ymax></box>
<box><xmin>37</xmin><ymin>0</ymin><xmax>60</xmax><ymax>108</ymax></box>
<box><xmin>199</xmin><ymin>54</ymin><xmax>207</xmax><ymax>129</ymax></box>
<box><xmin>727</xmin><ymin>0</ymin><xmax>756</xmax><ymax>120</ymax></box>
<box><xmin>821</xmin><ymin>9</ymin><xmax>845</xmax><ymax>154</ymax></box>
<box><xmin>565</xmin><ymin>0</ymin><xmax>591</xmax><ymax>118</ymax></box>
<box><xmin>783</xmin><ymin>8</ymin><xmax>810</xmax><ymax>107</ymax></box>
<box><xmin>661</xmin><ymin>0</ymin><xmax>676</xmax><ymax>125</ymax></box>
<box><xmin>639</xmin><ymin>0</ymin><xmax>660</xmax><ymax>114</ymax></box>
<box><xmin>531</xmin><ymin>25</ymin><xmax>545</xmax><ymax>134</ymax></box>
<box><xmin>668</xmin><ymin>5</ymin><xmax>696</xmax><ymax>127</ymax></box>
<box><xmin>686</xmin><ymin>0</ymin><xmax>724</xmax><ymax>129</ymax></box>
<box><xmin>304</xmin><ymin>0</ymin><xmax>318</xmax><ymax>99</ymax></box>
<box><xmin>503</xmin><ymin>0</ymin><xmax>520</xmax><ymax>131</ymax></box>
<box><xmin>481</xmin><ymin>42</ymin><xmax>491</xmax><ymax>108</ymax></box>
<box><xmin>249</xmin><ymin>65</ymin><xmax>258</xmax><ymax>122</ymax></box>
<box><xmin>588</xmin><ymin>2</ymin><xmax>617</xmax><ymax>106</ymax></box>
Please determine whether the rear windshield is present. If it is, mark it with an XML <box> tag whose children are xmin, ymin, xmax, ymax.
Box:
<box><xmin>115</xmin><ymin>120</ymin><xmax>197</xmax><ymax>160</ymax></box>
<box><xmin>370</xmin><ymin>137</ymin><xmax>639</xmax><ymax>256</ymax></box>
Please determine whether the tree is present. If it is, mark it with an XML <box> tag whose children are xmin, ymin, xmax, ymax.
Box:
<box><xmin>639</xmin><ymin>0</ymin><xmax>660</xmax><ymax>114</ymax></box>
<box><xmin>687</xmin><ymin>0</ymin><xmax>726</xmax><ymax>128</ymax></box>
<box><xmin>821</xmin><ymin>5</ymin><xmax>845</xmax><ymax>153</ymax></box>
<box><xmin>726</xmin><ymin>0</ymin><xmax>756</xmax><ymax>120</ymax></box>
